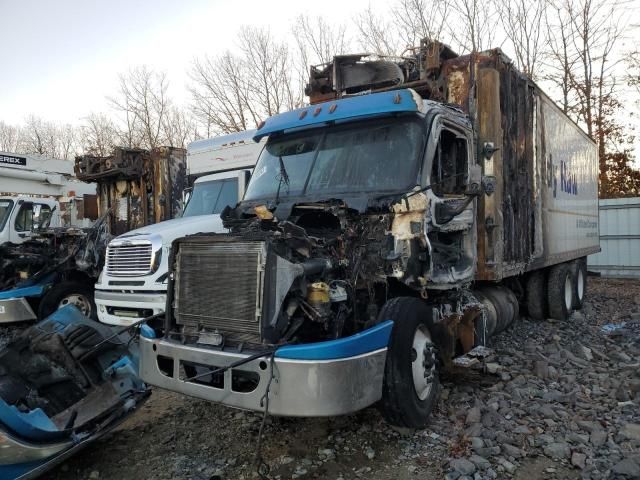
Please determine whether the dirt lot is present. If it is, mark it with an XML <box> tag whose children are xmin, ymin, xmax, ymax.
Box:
<box><xmin>13</xmin><ymin>277</ymin><xmax>640</xmax><ymax>479</ymax></box>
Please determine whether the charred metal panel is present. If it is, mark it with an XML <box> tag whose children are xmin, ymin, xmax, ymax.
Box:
<box><xmin>75</xmin><ymin>147</ymin><xmax>187</xmax><ymax>236</ymax></box>
<box><xmin>304</xmin><ymin>40</ymin><xmax>598</xmax><ymax>282</ymax></box>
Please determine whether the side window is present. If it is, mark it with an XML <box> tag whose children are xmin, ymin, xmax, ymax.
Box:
<box><xmin>431</xmin><ymin>129</ymin><xmax>468</xmax><ymax>196</ymax></box>
<box><xmin>33</xmin><ymin>204</ymin><xmax>52</xmax><ymax>229</ymax></box>
<box><xmin>14</xmin><ymin>203</ymin><xmax>34</xmax><ymax>232</ymax></box>
<box><xmin>213</xmin><ymin>180</ymin><xmax>238</xmax><ymax>214</ymax></box>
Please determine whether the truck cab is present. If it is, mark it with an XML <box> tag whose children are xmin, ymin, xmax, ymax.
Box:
<box><xmin>0</xmin><ymin>196</ymin><xmax>59</xmax><ymax>245</ymax></box>
<box><xmin>139</xmin><ymin>40</ymin><xmax>598</xmax><ymax>429</ymax></box>
<box><xmin>95</xmin><ymin>131</ymin><xmax>265</xmax><ymax>326</ymax></box>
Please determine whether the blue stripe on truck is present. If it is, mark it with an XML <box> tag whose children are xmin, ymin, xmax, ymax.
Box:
<box><xmin>275</xmin><ymin>320</ymin><xmax>393</xmax><ymax>360</ymax></box>
<box><xmin>253</xmin><ymin>89</ymin><xmax>422</xmax><ymax>141</ymax></box>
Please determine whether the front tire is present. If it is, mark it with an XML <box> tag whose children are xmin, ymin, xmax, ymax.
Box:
<box><xmin>547</xmin><ymin>263</ymin><xmax>573</xmax><ymax>320</ymax></box>
<box><xmin>38</xmin><ymin>281</ymin><xmax>97</xmax><ymax>320</ymax></box>
<box><xmin>379</xmin><ymin>297</ymin><xmax>439</xmax><ymax>429</ymax></box>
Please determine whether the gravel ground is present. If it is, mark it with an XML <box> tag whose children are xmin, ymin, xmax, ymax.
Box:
<box><xmin>5</xmin><ymin>276</ymin><xmax>639</xmax><ymax>480</ymax></box>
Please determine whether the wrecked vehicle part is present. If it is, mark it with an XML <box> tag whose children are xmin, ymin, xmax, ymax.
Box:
<box><xmin>140</xmin><ymin>39</ymin><xmax>599</xmax><ymax>429</ymax></box>
<box><xmin>75</xmin><ymin>147</ymin><xmax>187</xmax><ymax>237</ymax></box>
<box><xmin>0</xmin><ymin>213</ymin><xmax>111</xmax><ymax>323</ymax></box>
<box><xmin>0</xmin><ymin>305</ymin><xmax>148</xmax><ymax>479</ymax></box>
<box><xmin>141</xmin><ymin>98</ymin><xmax>482</xmax><ymax>418</ymax></box>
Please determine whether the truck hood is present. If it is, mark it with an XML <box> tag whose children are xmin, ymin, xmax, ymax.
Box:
<box><xmin>116</xmin><ymin>215</ymin><xmax>225</xmax><ymax>245</ymax></box>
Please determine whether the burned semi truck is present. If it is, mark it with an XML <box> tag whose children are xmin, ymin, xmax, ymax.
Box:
<box><xmin>139</xmin><ymin>40</ymin><xmax>600</xmax><ymax>428</ymax></box>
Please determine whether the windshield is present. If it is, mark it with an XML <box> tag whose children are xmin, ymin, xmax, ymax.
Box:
<box><xmin>244</xmin><ymin>117</ymin><xmax>425</xmax><ymax>201</ymax></box>
<box><xmin>182</xmin><ymin>179</ymin><xmax>238</xmax><ymax>217</ymax></box>
<box><xmin>0</xmin><ymin>200</ymin><xmax>13</xmax><ymax>231</ymax></box>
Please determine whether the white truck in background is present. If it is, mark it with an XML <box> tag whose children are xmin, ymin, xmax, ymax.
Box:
<box><xmin>0</xmin><ymin>151</ymin><xmax>97</xmax><ymax>245</ymax></box>
<box><xmin>95</xmin><ymin>130</ymin><xmax>265</xmax><ymax>326</ymax></box>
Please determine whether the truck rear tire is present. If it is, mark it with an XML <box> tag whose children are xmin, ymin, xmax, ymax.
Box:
<box><xmin>570</xmin><ymin>259</ymin><xmax>587</xmax><ymax>310</ymax></box>
<box><xmin>379</xmin><ymin>297</ymin><xmax>439</xmax><ymax>429</ymax></box>
<box><xmin>526</xmin><ymin>270</ymin><xmax>548</xmax><ymax>320</ymax></box>
<box><xmin>547</xmin><ymin>263</ymin><xmax>573</xmax><ymax>320</ymax></box>
<box><xmin>38</xmin><ymin>281</ymin><xmax>97</xmax><ymax>320</ymax></box>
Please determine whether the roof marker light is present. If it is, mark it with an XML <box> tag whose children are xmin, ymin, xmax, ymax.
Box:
<box><xmin>299</xmin><ymin>110</ymin><xmax>308</xmax><ymax>120</ymax></box>
<box><xmin>329</xmin><ymin>104</ymin><xmax>337</xmax><ymax>113</ymax></box>
<box><xmin>313</xmin><ymin>107</ymin><xmax>322</xmax><ymax>117</ymax></box>
<box><xmin>393</xmin><ymin>93</ymin><xmax>402</xmax><ymax>104</ymax></box>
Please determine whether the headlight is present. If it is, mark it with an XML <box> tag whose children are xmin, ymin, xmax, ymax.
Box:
<box><xmin>151</xmin><ymin>247</ymin><xmax>162</xmax><ymax>273</ymax></box>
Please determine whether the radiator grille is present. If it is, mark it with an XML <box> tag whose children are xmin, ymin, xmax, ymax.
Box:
<box><xmin>106</xmin><ymin>242</ymin><xmax>153</xmax><ymax>277</ymax></box>
<box><xmin>174</xmin><ymin>241</ymin><xmax>266</xmax><ymax>344</ymax></box>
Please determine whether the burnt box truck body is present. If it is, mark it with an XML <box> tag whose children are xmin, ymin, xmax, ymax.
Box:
<box><xmin>139</xmin><ymin>40</ymin><xmax>599</xmax><ymax>428</ymax></box>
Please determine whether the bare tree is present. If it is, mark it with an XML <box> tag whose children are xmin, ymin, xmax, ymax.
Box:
<box><xmin>447</xmin><ymin>0</ymin><xmax>497</xmax><ymax>52</ymax></box>
<box><xmin>189</xmin><ymin>52</ymin><xmax>255</xmax><ymax>134</ymax></box>
<box><xmin>291</xmin><ymin>15</ymin><xmax>350</xmax><ymax>105</ymax></box>
<box><xmin>238</xmin><ymin>26</ymin><xmax>299</xmax><ymax>116</ymax></box>
<box><xmin>57</xmin><ymin>124</ymin><xmax>77</xmax><ymax>160</ymax></box>
<box><xmin>546</xmin><ymin>0</ymin><xmax>629</xmax><ymax>195</ymax></box>
<box><xmin>354</xmin><ymin>5</ymin><xmax>403</xmax><ymax>55</ymax></box>
<box><xmin>292</xmin><ymin>15</ymin><xmax>349</xmax><ymax>66</ymax></box>
<box><xmin>544</xmin><ymin>0</ymin><xmax>578</xmax><ymax>112</ymax></box>
<box><xmin>628</xmin><ymin>49</ymin><xmax>640</xmax><ymax>96</ymax></box>
<box><xmin>21</xmin><ymin>115</ymin><xmax>48</xmax><ymax>155</ymax></box>
<box><xmin>79</xmin><ymin>112</ymin><xmax>118</xmax><ymax>156</ymax></box>
<box><xmin>190</xmin><ymin>26</ymin><xmax>299</xmax><ymax>135</ymax></box>
<box><xmin>0</xmin><ymin>121</ymin><xmax>21</xmax><ymax>152</ymax></box>
<box><xmin>109</xmin><ymin>66</ymin><xmax>170</xmax><ymax>149</ymax></box>
<box><xmin>496</xmin><ymin>0</ymin><xmax>546</xmax><ymax>78</ymax></box>
<box><xmin>391</xmin><ymin>0</ymin><xmax>449</xmax><ymax>48</ymax></box>
<box><xmin>162</xmin><ymin>106</ymin><xmax>197</xmax><ymax>148</ymax></box>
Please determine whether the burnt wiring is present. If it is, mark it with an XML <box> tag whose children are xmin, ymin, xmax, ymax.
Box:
<box><xmin>255</xmin><ymin>351</ymin><xmax>276</xmax><ymax>479</ymax></box>
<box><xmin>79</xmin><ymin>312</ymin><xmax>164</xmax><ymax>360</ymax></box>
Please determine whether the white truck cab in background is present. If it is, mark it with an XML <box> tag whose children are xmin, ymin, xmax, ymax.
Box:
<box><xmin>95</xmin><ymin>130</ymin><xmax>265</xmax><ymax>326</ymax></box>
<box><xmin>0</xmin><ymin>151</ymin><xmax>97</xmax><ymax>246</ymax></box>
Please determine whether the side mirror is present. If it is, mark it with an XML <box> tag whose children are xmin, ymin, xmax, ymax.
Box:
<box><xmin>182</xmin><ymin>187</ymin><xmax>193</xmax><ymax>210</ymax></box>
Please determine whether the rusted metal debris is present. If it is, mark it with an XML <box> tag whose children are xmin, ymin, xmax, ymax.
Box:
<box><xmin>75</xmin><ymin>147</ymin><xmax>187</xmax><ymax>236</ymax></box>
<box><xmin>0</xmin><ymin>212</ymin><xmax>110</xmax><ymax>292</ymax></box>
<box><xmin>306</xmin><ymin>41</ymin><xmax>547</xmax><ymax>282</ymax></box>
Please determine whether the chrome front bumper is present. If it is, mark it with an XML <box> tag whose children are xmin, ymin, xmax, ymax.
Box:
<box><xmin>95</xmin><ymin>290</ymin><xmax>166</xmax><ymax>326</ymax></box>
<box><xmin>139</xmin><ymin>336</ymin><xmax>387</xmax><ymax>417</ymax></box>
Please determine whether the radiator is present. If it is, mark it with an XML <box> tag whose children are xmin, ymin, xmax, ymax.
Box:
<box><xmin>174</xmin><ymin>240</ymin><xmax>266</xmax><ymax>344</ymax></box>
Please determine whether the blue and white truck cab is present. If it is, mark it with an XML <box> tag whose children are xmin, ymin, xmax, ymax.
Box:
<box><xmin>138</xmin><ymin>40</ymin><xmax>599</xmax><ymax>428</ymax></box>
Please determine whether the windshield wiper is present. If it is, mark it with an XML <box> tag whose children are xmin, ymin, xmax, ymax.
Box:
<box><xmin>275</xmin><ymin>156</ymin><xmax>290</xmax><ymax>205</ymax></box>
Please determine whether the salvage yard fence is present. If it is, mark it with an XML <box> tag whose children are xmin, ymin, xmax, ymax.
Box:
<box><xmin>588</xmin><ymin>197</ymin><xmax>640</xmax><ymax>278</ymax></box>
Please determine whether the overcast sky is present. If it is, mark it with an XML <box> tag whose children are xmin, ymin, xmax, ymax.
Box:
<box><xmin>0</xmin><ymin>0</ymin><xmax>372</xmax><ymax>124</ymax></box>
<box><xmin>1</xmin><ymin>0</ymin><xmax>639</xmax><ymax>161</ymax></box>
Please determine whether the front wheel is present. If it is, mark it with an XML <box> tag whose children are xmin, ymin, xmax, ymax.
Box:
<box><xmin>38</xmin><ymin>281</ymin><xmax>97</xmax><ymax>320</ymax></box>
<box><xmin>379</xmin><ymin>297</ymin><xmax>439</xmax><ymax>429</ymax></box>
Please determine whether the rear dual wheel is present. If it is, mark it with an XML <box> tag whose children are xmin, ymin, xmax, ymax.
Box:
<box><xmin>547</xmin><ymin>263</ymin><xmax>574</xmax><ymax>320</ymax></box>
<box><xmin>570</xmin><ymin>259</ymin><xmax>587</xmax><ymax>310</ymax></box>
